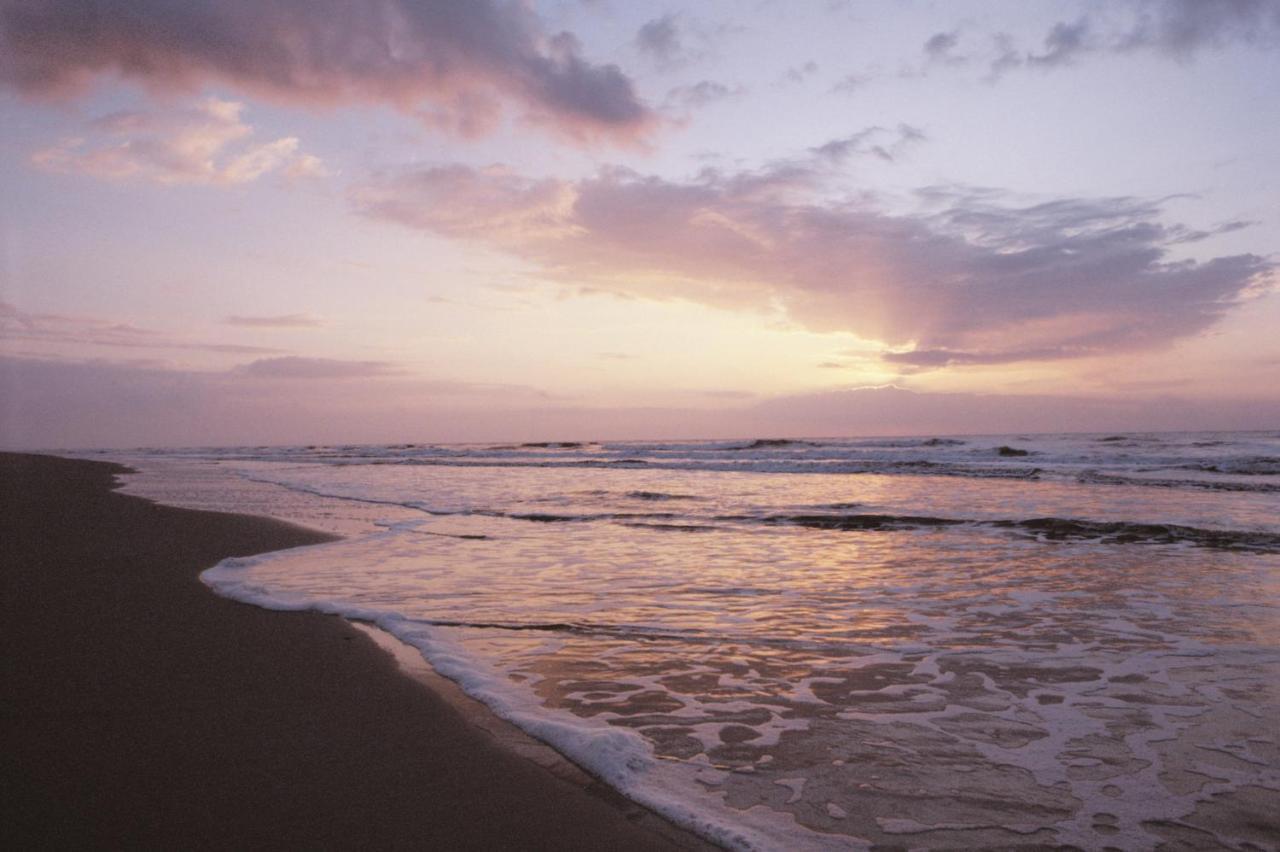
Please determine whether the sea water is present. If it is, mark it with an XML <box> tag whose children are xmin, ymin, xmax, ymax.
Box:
<box><xmin>93</xmin><ymin>432</ymin><xmax>1280</xmax><ymax>850</ymax></box>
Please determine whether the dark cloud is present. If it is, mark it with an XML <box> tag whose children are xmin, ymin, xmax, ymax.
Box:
<box><xmin>923</xmin><ymin>30</ymin><xmax>966</xmax><ymax>65</ymax></box>
<box><xmin>984</xmin><ymin>0</ymin><xmax>1280</xmax><ymax>79</ymax></box>
<box><xmin>0</xmin><ymin>0</ymin><xmax>653</xmax><ymax>144</ymax></box>
<box><xmin>1121</xmin><ymin>0</ymin><xmax>1280</xmax><ymax>57</ymax></box>
<box><xmin>225</xmin><ymin>313</ymin><xmax>325</xmax><ymax>328</ymax></box>
<box><xmin>234</xmin><ymin>356</ymin><xmax>399</xmax><ymax>379</ymax></box>
<box><xmin>352</xmin><ymin>158</ymin><xmax>1273</xmax><ymax>367</ymax></box>
<box><xmin>635</xmin><ymin>14</ymin><xmax>683</xmax><ymax>67</ymax></box>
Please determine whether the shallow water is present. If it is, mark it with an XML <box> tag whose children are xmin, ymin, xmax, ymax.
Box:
<box><xmin>97</xmin><ymin>431</ymin><xmax>1280</xmax><ymax>850</ymax></box>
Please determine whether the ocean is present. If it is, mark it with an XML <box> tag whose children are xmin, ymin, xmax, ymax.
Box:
<box><xmin>93</xmin><ymin>432</ymin><xmax>1280</xmax><ymax>850</ymax></box>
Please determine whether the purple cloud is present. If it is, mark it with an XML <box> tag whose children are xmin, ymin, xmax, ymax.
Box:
<box><xmin>0</xmin><ymin>0</ymin><xmax>654</xmax><ymax>144</ymax></box>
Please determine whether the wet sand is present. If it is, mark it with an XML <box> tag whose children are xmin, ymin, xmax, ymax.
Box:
<box><xmin>0</xmin><ymin>453</ymin><xmax>705</xmax><ymax>850</ymax></box>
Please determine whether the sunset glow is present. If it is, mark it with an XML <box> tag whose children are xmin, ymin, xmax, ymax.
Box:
<box><xmin>2</xmin><ymin>0</ymin><xmax>1278</xmax><ymax>446</ymax></box>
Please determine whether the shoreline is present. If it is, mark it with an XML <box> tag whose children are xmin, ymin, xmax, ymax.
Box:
<box><xmin>0</xmin><ymin>452</ymin><xmax>709</xmax><ymax>849</ymax></box>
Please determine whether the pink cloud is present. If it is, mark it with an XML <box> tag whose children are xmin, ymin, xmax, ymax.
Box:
<box><xmin>0</xmin><ymin>0</ymin><xmax>655</xmax><ymax>145</ymax></box>
<box><xmin>351</xmin><ymin>157</ymin><xmax>1273</xmax><ymax>365</ymax></box>
<box><xmin>31</xmin><ymin>98</ymin><xmax>325</xmax><ymax>185</ymax></box>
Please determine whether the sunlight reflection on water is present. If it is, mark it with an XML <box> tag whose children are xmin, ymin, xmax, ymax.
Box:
<box><xmin>111</xmin><ymin>436</ymin><xmax>1280</xmax><ymax>850</ymax></box>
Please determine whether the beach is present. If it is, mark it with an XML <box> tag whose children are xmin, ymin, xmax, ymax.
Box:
<box><xmin>0</xmin><ymin>453</ymin><xmax>704</xmax><ymax>850</ymax></box>
<box><xmin>6</xmin><ymin>437</ymin><xmax>1279</xmax><ymax>849</ymax></box>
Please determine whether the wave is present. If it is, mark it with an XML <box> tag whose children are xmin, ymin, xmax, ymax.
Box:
<box><xmin>518</xmin><ymin>441</ymin><xmax>589</xmax><ymax>449</ymax></box>
<box><xmin>753</xmin><ymin>513</ymin><xmax>965</xmax><ymax>531</ymax></box>
<box><xmin>988</xmin><ymin>517</ymin><xmax>1280</xmax><ymax>551</ymax></box>
<box><xmin>505</xmin><ymin>511</ymin><xmax>681</xmax><ymax>523</ymax></box>
<box><xmin>733</xmin><ymin>438</ymin><xmax>819</xmax><ymax>450</ymax></box>
<box><xmin>1079</xmin><ymin>471</ymin><xmax>1280</xmax><ymax>494</ymax></box>
<box><xmin>754</xmin><ymin>513</ymin><xmax>1280</xmax><ymax>553</ymax></box>
<box><xmin>477</xmin><ymin>508</ymin><xmax>1280</xmax><ymax>553</ymax></box>
<box><xmin>1175</xmin><ymin>457</ymin><xmax>1280</xmax><ymax>476</ymax></box>
<box><xmin>625</xmin><ymin>490</ymin><xmax>700</xmax><ymax>501</ymax></box>
<box><xmin>385</xmin><ymin>456</ymin><xmax>1045</xmax><ymax>480</ymax></box>
<box><xmin>368</xmin><ymin>616</ymin><xmax>876</xmax><ymax>654</ymax></box>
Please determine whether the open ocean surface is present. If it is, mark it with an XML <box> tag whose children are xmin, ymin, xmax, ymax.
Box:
<box><xmin>92</xmin><ymin>432</ymin><xmax>1280</xmax><ymax>850</ymax></box>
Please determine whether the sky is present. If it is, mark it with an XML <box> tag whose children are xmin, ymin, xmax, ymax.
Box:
<box><xmin>1</xmin><ymin>0</ymin><xmax>1278</xmax><ymax>447</ymax></box>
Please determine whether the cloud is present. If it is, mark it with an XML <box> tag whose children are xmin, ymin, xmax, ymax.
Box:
<box><xmin>881</xmin><ymin>347</ymin><xmax>1076</xmax><ymax>369</ymax></box>
<box><xmin>635</xmin><ymin>14</ymin><xmax>684</xmax><ymax>68</ymax></box>
<box><xmin>1029</xmin><ymin>18</ymin><xmax>1093</xmax><ymax>68</ymax></box>
<box><xmin>987</xmin><ymin>33</ymin><xmax>1025</xmax><ymax>79</ymax></box>
<box><xmin>830</xmin><ymin>72</ymin><xmax>871</xmax><ymax>94</ymax></box>
<box><xmin>225</xmin><ymin>313</ymin><xmax>325</xmax><ymax>328</ymax></box>
<box><xmin>0</xmin><ymin>300</ymin><xmax>285</xmax><ymax>354</ymax></box>
<box><xmin>351</xmin><ymin>158</ymin><xmax>1273</xmax><ymax>367</ymax></box>
<box><xmin>233</xmin><ymin>356</ymin><xmax>399</xmax><ymax>379</ymax></box>
<box><xmin>923</xmin><ymin>30</ymin><xmax>966</xmax><ymax>65</ymax></box>
<box><xmin>779</xmin><ymin>61</ymin><xmax>819</xmax><ymax>85</ymax></box>
<box><xmin>983</xmin><ymin>0</ymin><xmax>1280</xmax><ymax>79</ymax></box>
<box><xmin>1121</xmin><ymin>0</ymin><xmax>1280</xmax><ymax>57</ymax></box>
<box><xmin>634</xmin><ymin>13</ymin><xmax>738</xmax><ymax>73</ymax></box>
<box><xmin>810</xmin><ymin>125</ymin><xmax>926</xmax><ymax>164</ymax></box>
<box><xmin>0</xmin><ymin>0</ymin><xmax>653</xmax><ymax>144</ymax></box>
<box><xmin>31</xmin><ymin>98</ymin><xmax>324</xmax><ymax>185</ymax></box>
<box><xmin>664</xmin><ymin>80</ymin><xmax>738</xmax><ymax>111</ymax></box>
